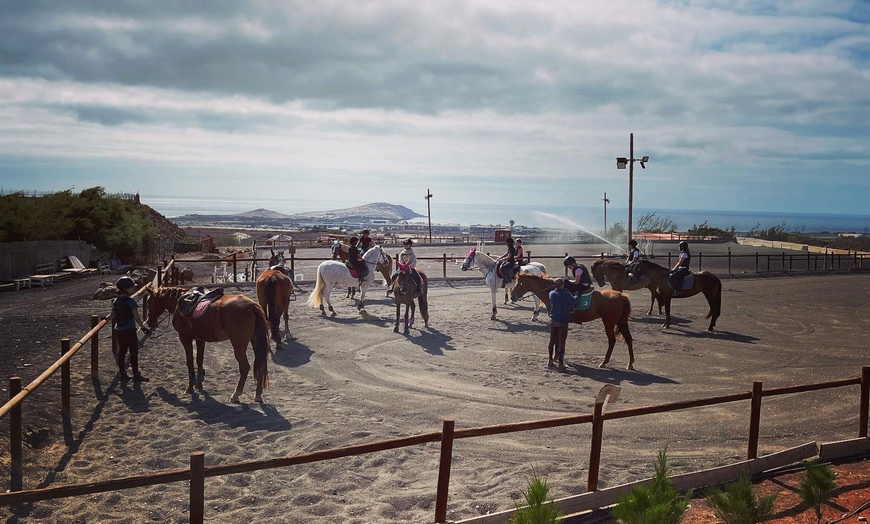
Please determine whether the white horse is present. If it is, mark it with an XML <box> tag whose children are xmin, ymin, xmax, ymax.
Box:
<box><xmin>460</xmin><ymin>247</ymin><xmax>548</xmax><ymax>320</ymax></box>
<box><xmin>307</xmin><ymin>245</ymin><xmax>391</xmax><ymax>315</ymax></box>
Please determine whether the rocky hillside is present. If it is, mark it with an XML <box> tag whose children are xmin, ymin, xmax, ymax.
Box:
<box><xmin>171</xmin><ymin>202</ymin><xmax>423</xmax><ymax>225</ymax></box>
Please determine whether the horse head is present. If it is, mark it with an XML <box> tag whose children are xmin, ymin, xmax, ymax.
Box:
<box><xmin>269</xmin><ymin>250</ymin><xmax>285</xmax><ymax>267</ymax></box>
<box><xmin>590</xmin><ymin>259</ymin><xmax>608</xmax><ymax>287</ymax></box>
<box><xmin>364</xmin><ymin>244</ymin><xmax>390</xmax><ymax>268</ymax></box>
<box><xmin>460</xmin><ymin>247</ymin><xmax>477</xmax><ymax>271</ymax></box>
<box><xmin>146</xmin><ymin>287</ymin><xmax>179</xmax><ymax>327</ymax></box>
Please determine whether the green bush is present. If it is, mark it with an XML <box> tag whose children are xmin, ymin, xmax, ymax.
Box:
<box><xmin>705</xmin><ymin>473</ymin><xmax>777</xmax><ymax>523</ymax></box>
<box><xmin>799</xmin><ymin>461</ymin><xmax>837</xmax><ymax>524</ymax></box>
<box><xmin>509</xmin><ymin>474</ymin><xmax>563</xmax><ymax>524</ymax></box>
<box><xmin>611</xmin><ymin>449</ymin><xmax>692</xmax><ymax>524</ymax></box>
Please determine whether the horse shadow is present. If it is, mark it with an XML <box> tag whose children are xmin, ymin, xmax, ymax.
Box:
<box><xmin>493</xmin><ymin>318</ymin><xmax>550</xmax><ymax>334</ymax></box>
<box><xmin>561</xmin><ymin>363</ymin><xmax>680</xmax><ymax>387</ymax></box>
<box><xmin>154</xmin><ymin>387</ymin><xmax>291</xmax><ymax>432</ymax></box>
<box><xmin>671</xmin><ymin>328</ymin><xmax>760</xmax><ymax>344</ymax></box>
<box><xmin>400</xmin><ymin>326</ymin><xmax>457</xmax><ymax>356</ymax></box>
<box><xmin>272</xmin><ymin>340</ymin><xmax>315</xmax><ymax>368</ymax></box>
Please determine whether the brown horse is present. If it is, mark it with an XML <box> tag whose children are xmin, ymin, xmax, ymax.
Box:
<box><xmin>147</xmin><ymin>286</ymin><xmax>270</xmax><ymax>403</ymax></box>
<box><xmin>510</xmin><ymin>274</ymin><xmax>635</xmax><ymax>369</ymax></box>
<box><xmin>255</xmin><ymin>250</ymin><xmax>294</xmax><ymax>349</ymax></box>
<box><xmin>633</xmin><ymin>259</ymin><xmax>722</xmax><ymax>331</ymax></box>
<box><xmin>392</xmin><ymin>261</ymin><xmax>429</xmax><ymax>333</ymax></box>
<box><xmin>590</xmin><ymin>259</ymin><xmax>663</xmax><ymax>315</ymax></box>
<box><xmin>331</xmin><ymin>241</ymin><xmax>393</xmax><ymax>297</ymax></box>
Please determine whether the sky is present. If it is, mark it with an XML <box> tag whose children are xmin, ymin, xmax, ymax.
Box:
<box><xmin>0</xmin><ymin>1</ymin><xmax>869</xmax><ymax>220</ymax></box>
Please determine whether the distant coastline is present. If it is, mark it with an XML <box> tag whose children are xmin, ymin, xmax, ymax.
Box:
<box><xmin>146</xmin><ymin>195</ymin><xmax>870</xmax><ymax>234</ymax></box>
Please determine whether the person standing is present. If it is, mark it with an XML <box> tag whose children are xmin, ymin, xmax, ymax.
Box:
<box><xmin>669</xmin><ymin>241</ymin><xmax>691</xmax><ymax>296</ymax></box>
<box><xmin>105</xmin><ymin>276</ymin><xmax>150</xmax><ymax>382</ymax></box>
<box><xmin>547</xmin><ymin>278</ymin><xmax>572</xmax><ymax>370</ymax></box>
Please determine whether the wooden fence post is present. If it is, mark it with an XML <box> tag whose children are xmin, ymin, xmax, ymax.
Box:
<box><xmin>90</xmin><ymin>315</ymin><xmax>99</xmax><ymax>378</ymax></box>
<box><xmin>61</xmin><ymin>339</ymin><xmax>71</xmax><ymax>419</ymax></box>
<box><xmin>442</xmin><ymin>254</ymin><xmax>447</xmax><ymax>278</ymax></box>
<box><xmin>587</xmin><ymin>401</ymin><xmax>604</xmax><ymax>492</ymax></box>
<box><xmin>755</xmin><ymin>252</ymin><xmax>759</xmax><ymax>273</ymax></box>
<box><xmin>190</xmin><ymin>451</ymin><xmax>205</xmax><ymax>524</ymax></box>
<box><xmin>698</xmin><ymin>252</ymin><xmax>703</xmax><ymax>272</ymax></box>
<box><xmin>747</xmin><ymin>381</ymin><xmax>763</xmax><ymax>459</ymax></box>
<box><xmin>9</xmin><ymin>376</ymin><xmax>22</xmax><ymax>492</ymax></box>
<box><xmin>860</xmin><ymin>366</ymin><xmax>870</xmax><ymax>438</ymax></box>
<box><xmin>232</xmin><ymin>253</ymin><xmax>238</xmax><ymax>283</ymax></box>
<box><xmin>727</xmin><ymin>247</ymin><xmax>731</xmax><ymax>274</ymax></box>
<box><xmin>435</xmin><ymin>419</ymin><xmax>455</xmax><ymax>523</ymax></box>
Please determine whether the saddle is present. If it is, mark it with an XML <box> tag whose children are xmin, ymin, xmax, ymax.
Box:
<box><xmin>269</xmin><ymin>265</ymin><xmax>294</xmax><ymax>280</ymax></box>
<box><xmin>571</xmin><ymin>288</ymin><xmax>594</xmax><ymax>311</ymax></box>
<box><xmin>496</xmin><ymin>261</ymin><xmax>517</xmax><ymax>281</ymax></box>
<box><xmin>669</xmin><ymin>272</ymin><xmax>695</xmax><ymax>290</ymax></box>
<box><xmin>177</xmin><ymin>287</ymin><xmax>224</xmax><ymax>318</ymax></box>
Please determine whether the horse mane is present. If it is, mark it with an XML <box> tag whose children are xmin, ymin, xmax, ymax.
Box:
<box><xmin>518</xmin><ymin>273</ymin><xmax>552</xmax><ymax>282</ymax></box>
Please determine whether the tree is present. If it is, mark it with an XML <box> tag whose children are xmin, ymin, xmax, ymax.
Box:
<box><xmin>611</xmin><ymin>449</ymin><xmax>692</xmax><ymax>524</ymax></box>
<box><xmin>706</xmin><ymin>474</ymin><xmax>777</xmax><ymax>523</ymax></box>
<box><xmin>636</xmin><ymin>212</ymin><xmax>678</xmax><ymax>234</ymax></box>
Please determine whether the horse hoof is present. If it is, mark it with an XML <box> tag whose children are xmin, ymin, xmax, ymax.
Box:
<box><xmin>185</xmin><ymin>385</ymin><xmax>195</xmax><ymax>394</ymax></box>
<box><xmin>230</xmin><ymin>394</ymin><xmax>241</xmax><ymax>403</ymax></box>
<box><xmin>254</xmin><ymin>395</ymin><xmax>263</xmax><ymax>403</ymax></box>
<box><xmin>195</xmin><ymin>383</ymin><xmax>204</xmax><ymax>391</ymax></box>
<box><xmin>627</xmin><ymin>364</ymin><xmax>635</xmax><ymax>370</ymax></box>
<box><xmin>598</xmin><ymin>362</ymin><xmax>608</xmax><ymax>369</ymax></box>
<box><xmin>393</xmin><ymin>326</ymin><xmax>399</xmax><ymax>333</ymax></box>
<box><xmin>548</xmin><ymin>360</ymin><xmax>555</xmax><ymax>368</ymax></box>
<box><xmin>490</xmin><ymin>315</ymin><xmax>497</xmax><ymax>321</ymax></box>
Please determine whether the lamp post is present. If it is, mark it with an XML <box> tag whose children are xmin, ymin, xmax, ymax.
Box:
<box><xmin>425</xmin><ymin>189</ymin><xmax>433</xmax><ymax>243</ymax></box>
<box><xmin>616</xmin><ymin>133</ymin><xmax>649</xmax><ymax>243</ymax></box>
<box><xmin>602</xmin><ymin>192</ymin><xmax>610</xmax><ymax>238</ymax></box>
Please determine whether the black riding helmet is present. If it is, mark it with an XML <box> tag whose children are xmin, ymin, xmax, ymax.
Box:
<box><xmin>628</xmin><ymin>239</ymin><xmax>638</xmax><ymax>247</ymax></box>
<box><xmin>563</xmin><ymin>256</ymin><xmax>576</xmax><ymax>267</ymax></box>
<box><xmin>679</xmin><ymin>241</ymin><xmax>689</xmax><ymax>250</ymax></box>
<box><xmin>403</xmin><ymin>238</ymin><xmax>414</xmax><ymax>247</ymax></box>
<box><xmin>116</xmin><ymin>276</ymin><xmax>136</xmax><ymax>290</ymax></box>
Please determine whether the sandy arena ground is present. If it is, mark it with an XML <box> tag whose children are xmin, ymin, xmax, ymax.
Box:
<box><xmin>0</xmin><ymin>240</ymin><xmax>868</xmax><ymax>523</ymax></box>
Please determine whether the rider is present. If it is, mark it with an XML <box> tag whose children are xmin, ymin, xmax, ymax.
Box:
<box><xmin>389</xmin><ymin>238</ymin><xmax>421</xmax><ymax>293</ymax></box>
<box><xmin>497</xmin><ymin>234</ymin><xmax>518</xmax><ymax>288</ymax></box>
<box><xmin>105</xmin><ymin>276</ymin><xmax>150</xmax><ymax>382</ymax></box>
<box><xmin>669</xmin><ymin>240</ymin><xmax>691</xmax><ymax>296</ymax></box>
<box><xmin>346</xmin><ymin>236</ymin><xmax>368</xmax><ymax>286</ymax></box>
<box><xmin>359</xmin><ymin>229</ymin><xmax>373</xmax><ymax>254</ymax></box>
<box><xmin>625</xmin><ymin>239</ymin><xmax>641</xmax><ymax>283</ymax></box>
<box><xmin>563</xmin><ymin>256</ymin><xmax>593</xmax><ymax>296</ymax></box>
<box><xmin>514</xmin><ymin>238</ymin><xmax>525</xmax><ymax>265</ymax></box>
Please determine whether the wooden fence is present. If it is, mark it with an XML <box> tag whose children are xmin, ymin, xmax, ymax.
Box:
<box><xmin>1</xmin><ymin>258</ymin><xmax>869</xmax><ymax>522</ymax></box>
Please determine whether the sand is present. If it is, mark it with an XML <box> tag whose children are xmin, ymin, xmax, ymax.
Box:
<box><xmin>0</xmin><ymin>241</ymin><xmax>868</xmax><ymax>523</ymax></box>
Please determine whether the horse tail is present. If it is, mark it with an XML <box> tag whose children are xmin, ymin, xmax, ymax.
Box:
<box><xmin>706</xmin><ymin>274</ymin><xmax>722</xmax><ymax>321</ymax></box>
<box><xmin>306</xmin><ymin>264</ymin><xmax>325</xmax><ymax>309</ymax></box>
<box><xmin>264</xmin><ymin>275</ymin><xmax>279</xmax><ymax>333</ymax></box>
<box><xmin>252</xmin><ymin>305</ymin><xmax>270</xmax><ymax>391</ymax></box>
<box><xmin>418</xmin><ymin>275</ymin><xmax>429</xmax><ymax>319</ymax></box>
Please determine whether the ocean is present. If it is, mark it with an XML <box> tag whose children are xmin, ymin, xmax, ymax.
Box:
<box><xmin>145</xmin><ymin>195</ymin><xmax>870</xmax><ymax>234</ymax></box>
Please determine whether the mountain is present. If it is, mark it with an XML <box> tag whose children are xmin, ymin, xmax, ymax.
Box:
<box><xmin>170</xmin><ymin>203</ymin><xmax>423</xmax><ymax>225</ymax></box>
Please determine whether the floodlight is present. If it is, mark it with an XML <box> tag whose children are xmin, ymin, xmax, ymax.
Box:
<box><xmin>616</xmin><ymin>157</ymin><xmax>628</xmax><ymax>169</ymax></box>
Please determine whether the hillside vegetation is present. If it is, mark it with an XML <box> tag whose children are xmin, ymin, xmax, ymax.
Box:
<box><xmin>0</xmin><ymin>187</ymin><xmax>184</xmax><ymax>260</ymax></box>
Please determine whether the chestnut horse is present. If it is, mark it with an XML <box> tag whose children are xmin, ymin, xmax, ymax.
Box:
<box><xmin>590</xmin><ymin>259</ymin><xmax>663</xmax><ymax>315</ymax></box>
<box><xmin>147</xmin><ymin>287</ymin><xmax>270</xmax><ymax>403</ymax></box>
<box><xmin>632</xmin><ymin>260</ymin><xmax>722</xmax><ymax>331</ymax></box>
<box><xmin>392</xmin><ymin>261</ymin><xmax>429</xmax><ymax>333</ymax></box>
<box><xmin>510</xmin><ymin>274</ymin><xmax>635</xmax><ymax>369</ymax></box>
<box><xmin>255</xmin><ymin>250</ymin><xmax>294</xmax><ymax>349</ymax></box>
<box><xmin>331</xmin><ymin>241</ymin><xmax>393</xmax><ymax>297</ymax></box>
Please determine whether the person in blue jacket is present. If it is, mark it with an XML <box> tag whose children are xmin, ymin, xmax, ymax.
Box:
<box><xmin>547</xmin><ymin>277</ymin><xmax>572</xmax><ymax>370</ymax></box>
<box><xmin>105</xmin><ymin>276</ymin><xmax>150</xmax><ymax>382</ymax></box>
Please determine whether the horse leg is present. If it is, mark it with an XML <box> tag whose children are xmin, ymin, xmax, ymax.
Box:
<box><xmin>662</xmin><ymin>297</ymin><xmax>672</xmax><ymax>328</ymax></box>
<box><xmin>600</xmin><ymin>321</ymin><xmax>617</xmax><ymax>369</ymax></box>
<box><xmin>531</xmin><ymin>296</ymin><xmax>540</xmax><ymax>322</ymax></box>
<box><xmin>394</xmin><ymin>302</ymin><xmax>400</xmax><ymax>332</ymax></box>
<box><xmin>324</xmin><ymin>285</ymin><xmax>335</xmax><ymax>315</ymax></box>
<box><xmin>195</xmin><ymin>339</ymin><xmax>206</xmax><ymax>390</ymax></box>
<box><xmin>357</xmin><ymin>283</ymin><xmax>369</xmax><ymax>310</ymax></box>
<box><xmin>622</xmin><ymin>320</ymin><xmax>635</xmax><ymax>370</ymax></box>
<box><xmin>180</xmin><ymin>337</ymin><xmax>196</xmax><ymax>394</ymax></box>
<box><xmin>230</xmin><ymin>346</ymin><xmax>252</xmax><ymax>403</ymax></box>
<box><xmin>404</xmin><ymin>303</ymin><xmax>411</xmax><ymax>334</ymax></box>
<box><xmin>408</xmin><ymin>302</ymin><xmax>415</xmax><ymax>331</ymax></box>
<box><xmin>490</xmin><ymin>286</ymin><xmax>498</xmax><ymax>320</ymax></box>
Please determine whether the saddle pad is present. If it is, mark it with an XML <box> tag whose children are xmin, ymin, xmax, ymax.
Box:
<box><xmin>574</xmin><ymin>292</ymin><xmax>593</xmax><ymax>311</ymax></box>
<box><xmin>192</xmin><ymin>300</ymin><xmax>211</xmax><ymax>319</ymax></box>
<box><xmin>682</xmin><ymin>273</ymin><xmax>695</xmax><ymax>290</ymax></box>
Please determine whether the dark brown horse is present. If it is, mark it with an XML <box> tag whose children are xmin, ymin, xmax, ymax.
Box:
<box><xmin>590</xmin><ymin>259</ymin><xmax>663</xmax><ymax>315</ymax></box>
<box><xmin>331</xmin><ymin>241</ymin><xmax>393</xmax><ymax>297</ymax></box>
<box><xmin>392</xmin><ymin>261</ymin><xmax>429</xmax><ymax>333</ymax></box>
<box><xmin>255</xmin><ymin>250</ymin><xmax>294</xmax><ymax>349</ymax></box>
<box><xmin>633</xmin><ymin>259</ymin><xmax>722</xmax><ymax>331</ymax></box>
<box><xmin>510</xmin><ymin>274</ymin><xmax>635</xmax><ymax>369</ymax></box>
<box><xmin>147</xmin><ymin>286</ymin><xmax>270</xmax><ymax>403</ymax></box>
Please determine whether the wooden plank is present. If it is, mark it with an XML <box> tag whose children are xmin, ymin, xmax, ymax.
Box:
<box><xmin>455</xmin><ymin>442</ymin><xmax>821</xmax><ymax>524</ymax></box>
<box><xmin>819</xmin><ymin>437</ymin><xmax>870</xmax><ymax>462</ymax></box>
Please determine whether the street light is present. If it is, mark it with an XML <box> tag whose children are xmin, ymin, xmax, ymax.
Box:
<box><xmin>602</xmin><ymin>192</ymin><xmax>610</xmax><ymax>238</ymax></box>
<box><xmin>615</xmin><ymin>132</ymin><xmax>649</xmax><ymax>244</ymax></box>
<box><xmin>425</xmin><ymin>189</ymin><xmax>433</xmax><ymax>243</ymax></box>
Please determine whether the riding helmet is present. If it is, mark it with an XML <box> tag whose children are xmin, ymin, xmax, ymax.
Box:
<box><xmin>563</xmin><ymin>256</ymin><xmax>576</xmax><ymax>267</ymax></box>
<box><xmin>116</xmin><ymin>276</ymin><xmax>136</xmax><ymax>290</ymax></box>
<box><xmin>628</xmin><ymin>239</ymin><xmax>638</xmax><ymax>247</ymax></box>
<box><xmin>361</xmin><ymin>229</ymin><xmax>370</xmax><ymax>235</ymax></box>
<box><xmin>679</xmin><ymin>241</ymin><xmax>689</xmax><ymax>250</ymax></box>
<box><xmin>404</xmin><ymin>238</ymin><xmax>414</xmax><ymax>246</ymax></box>
<box><xmin>349</xmin><ymin>236</ymin><xmax>359</xmax><ymax>244</ymax></box>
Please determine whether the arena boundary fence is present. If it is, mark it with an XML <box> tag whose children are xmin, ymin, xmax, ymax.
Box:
<box><xmin>1</xmin><ymin>258</ymin><xmax>869</xmax><ymax>522</ymax></box>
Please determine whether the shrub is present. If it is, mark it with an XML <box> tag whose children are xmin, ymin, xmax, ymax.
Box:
<box><xmin>799</xmin><ymin>461</ymin><xmax>837</xmax><ymax>524</ymax></box>
<box><xmin>611</xmin><ymin>449</ymin><xmax>691</xmax><ymax>524</ymax></box>
<box><xmin>705</xmin><ymin>473</ymin><xmax>777</xmax><ymax>523</ymax></box>
<box><xmin>509</xmin><ymin>473</ymin><xmax>563</xmax><ymax>524</ymax></box>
